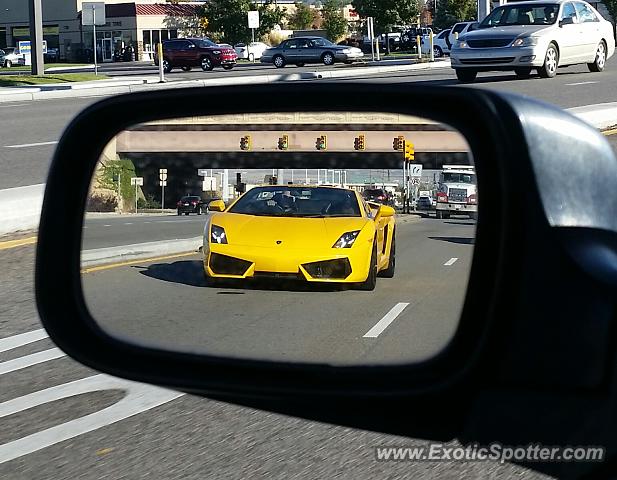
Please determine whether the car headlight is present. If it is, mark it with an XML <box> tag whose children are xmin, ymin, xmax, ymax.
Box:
<box><xmin>212</xmin><ymin>50</ymin><xmax>222</xmax><ymax>55</ymax></box>
<box><xmin>512</xmin><ymin>37</ymin><xmax>538</xmax><ymax>47</ymax></box>
<box><xmin>457</xmin><ymin>40</ymin><xmax>468</xmax><ymax>49</ymax></box>
<box><xmin>211</xmin><ymin>225</ymin><xmax>228</xmax><ymax>244</ymax></box>
<box><xmin>332</xmin><ymin>230</ymin><xmax>360</xmax><ymax>248</ymax></box>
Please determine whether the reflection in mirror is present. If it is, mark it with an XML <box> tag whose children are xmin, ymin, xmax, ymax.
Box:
<box><xmin>81</xmin><ymin>112</ymin><xmax>475</xmax><ymax>365</ymax></box>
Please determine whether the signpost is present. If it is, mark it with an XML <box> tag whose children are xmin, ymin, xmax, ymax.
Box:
<box><xmin>130</xmin><ymin>177</ymin><xmax>143</xmax><ymax>213</ymax></box>
<box><xmin>248</xmin><ymin>11</ymin><xmax>259</xmax><ymax>45</ymax></box>
<box><xmin>159</xmin><ymin>169</ymin><xmax>167</xmax><ymax>213</ymax></box>
<box><xmin>82</xmin><ymin>2</ymin><xmax>106</xmax><ymax>76</ymax></box>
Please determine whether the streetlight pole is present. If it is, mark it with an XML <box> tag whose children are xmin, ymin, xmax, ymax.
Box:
<box><xmin>28</xmin><ymin>0</ymin><xmax>44</xmax><ymax>75</ymax></box>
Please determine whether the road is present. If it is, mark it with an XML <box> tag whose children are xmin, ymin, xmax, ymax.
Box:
<box><xmin>2</xmin><ymin>57</ymin><xmax>617</xmax><ymax>479</ymax></box>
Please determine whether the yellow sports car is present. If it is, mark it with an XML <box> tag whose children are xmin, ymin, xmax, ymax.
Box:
<box><xmin>202</xmin><ymin>185</ymin><xmax>396</xmax><ymax>290</ymax></box>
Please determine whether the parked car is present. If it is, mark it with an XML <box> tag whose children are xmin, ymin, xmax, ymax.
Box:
<box><xmin>261</xmin><ymin>36</ymin><xmax>363</xmax><ymax>67</ymax></box>
<box><xmin>0</xmin><ymin>47</ymin><xmax>25</xmax><ymax>68</ymax></box>
<box><xmin>44</xmin><ymin>48</ymin><xmax>60</xmax><ymax>63</ymax></box>
<box><xmin>447</xmin><ymin>22</ymin><xmax>480</xmax><ymax>50</ymax></box>
<box><xmin>154</xmin><ymin>38</ymin><xmax>238</xmax><ymax>73</ymax></box>
<box><xmin>235</xmin><ymin>42</ymin><xmax>270</xmax><ymax>61</ymax></box>
<box><xmin>401</xmin><ymin>27</ymin><xmax>434</xmax><ymax>48</ymax></box>
<box><xmin>362</xmin><ymin>188</ymin><xmax>394</xmax><ymax>206</ymax></box>
<box><xmin>416</xmin><ymin>195</ymin><xmax>435</xmax><ymax>210</ymax></box>
<box><xmin>450</xmin><ymin>0</ymin><xmax>616</xmax><ymax>82</ymax></box>
<box><xmin>177</xmin><ymin>195</ymin><xmax>207</xmax><ymax>215</ymax></box>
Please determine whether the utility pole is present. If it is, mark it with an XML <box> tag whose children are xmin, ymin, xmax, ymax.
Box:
<box><xmin>28</xmin><ymin>0</ymin><xmax>44</xmax><ymax>75</ymax></box>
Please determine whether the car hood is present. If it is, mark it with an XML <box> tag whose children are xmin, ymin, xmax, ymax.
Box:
<box><xmin>465</xmin><ymin>25</ymin><xmax>552</xmax><ymax>40</ymax></box>
<box><xmin>211</xmin><ymin>213</ymin><xmax>370</xmax><ymax>248</ymax></box>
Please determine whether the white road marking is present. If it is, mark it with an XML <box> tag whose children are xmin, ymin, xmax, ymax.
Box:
<box><xmin>0</xmin><ymin>348</ymin><xmax>66</xmax><ymax>375</ymax></box>
<box><xmin>363</xmin><ymin>303</ymin><xmax>409</xmax><ymax>338</ymax></box>
<box><xmin>444</xmin><ymin>257</ymin><xmax>458</xmax><ymax>266</ymax></box>
<box><xmin>565</xmin><ymin>81</ymin><xmax>598</xmax><ymax>86</ymax></box>
<box><xmin>0</xmin><ymin>103</ymin><xmax>30</xmax><ymax>108</ymax></box>
<box><xmin>0</xmin><ymin>374</ymin><xmax>184</xmax><ymax>464</ymax></box>
<box><xmin>0</xmin><ymin>329</ymin><xmax>48</xmax><ymax>353</ymax></box>
<box><xmin>103</xmin><ymin>224</ymin><xmax>111</xmax><ymax>227</ymax></box>
<box><xmin>123</xmin><ymin>222</ymin><xmax>133</xmax><ymax>225</ymax></box>
<box><xmin>4</xmin><ymin>141</ymin><xmax>58</xmax><ymax>149</ymax></box>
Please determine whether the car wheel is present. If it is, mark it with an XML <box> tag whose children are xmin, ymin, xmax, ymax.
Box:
<box><xmin>222</xmin><ymin>64</ymin><xmax>234</xmax><ymax>70</ymax></box>
<box><xmin>322</xmin><ymin>52</ymin><xmax>335</xmax><ymax>66</ymax></box>
<box><xmin>378</xmin><ymin>233</ymin><xmax>396</xmax><ymax>278</ymax></box>
<box><xmin>295</xmin><ymin>62</ymin><xmax>305</xmax><ymax>67</ymax></box>
<box><xmin>201</xmin><ymin>56</ymin><xmax>214</xmax><ymax>71</ymax></box>
<box><xmin>181</xmin><ymin>66</ymin><xmax>192</xmax><ymax>72</ymax></box>
<box><xmin>273</xmin><ymin>55</ymin><xmax>286</xmax><ymax>68</ymax></box>
<box><xmin>177</xmin><ymin>210</ymin><xmax>181</xmax><ymax>216</ymax></box>
<box><xmin>197</xmin><ymin>207</ymin><xmax>202</xmax><ymax>215</ymax></box>
<box><xmin>357</xmin><ymin>242</ymin><xmax>378</xmax><ymax>291</ymax></box>
<box><xmin>469</xmin><ymin>212</ymin><xmax>478</xmax><ymax>220</ymax></box>
<box><xmin>185</xmin><ymin>212</ymin><xmax>190</xmax><ymax>216</ymax></box>
<box><xmin>588</xmin><ymin>41</ymin><xmax>607</xmax><ymax>72</ymax></box>
<box><xmin>343</xmin><ymin>60</ymin><xmax>353</xmax><ymax>65</ymax></box>
<box><xmin>436</xmin><ymin>210</ymin><xmax>443</xmax><ymax>219</ymax></box>
<box><xmin>538</xmin><ymin>43</ymin><xmax>559</xmax><ymax>78</ymax></box>
<box><xmin>455</xmin><ymin>69</ymin><xmax>477</xmax><ymax>83</ymax></box>
<box><xmin>203</xmin><ymin>267</ymin><xmax>217</xmax><ymax>287</ymax></box>
<box><xmin>433</xmin><ymin>46</ymin><xmax>443</xmax><ymax>58</ymax></box>
<box><xmin>163</xmin><ymin>60</ymin><xmax>172</xmax><ymax>73</ymax></box>
<box><xmin>514</xmin><ymin>67</ymin><xmax>532</xmax><ymax>79</ymax></box>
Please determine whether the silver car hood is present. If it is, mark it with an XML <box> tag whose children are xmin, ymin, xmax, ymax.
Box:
<box><xmin>463</xmin><ymin>25</ymin><xmax>552</xmax><ymax>40</ymax></box>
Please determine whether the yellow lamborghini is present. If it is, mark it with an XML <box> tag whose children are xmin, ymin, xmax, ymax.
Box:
<box><xmin>202</xmin><ymin>185</ymin><xmax>396</xmax><ymax>290</ymax></box>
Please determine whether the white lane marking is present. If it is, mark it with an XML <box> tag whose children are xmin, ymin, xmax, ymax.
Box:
<box><xmin>123</xmin><ymin>222</ymin><xmax>133</xmax><ymax>225</ymax></box>
<box><xmin>565</xmin><ymin>81</ymin><xmax>598</xmax><ymax>86</ymax></box>
<box><xmin>4</xmin><ymin>141</ymin><xmax>58</xmax><ymax>149</ymax></box>
<box><xmin>444</xmin><ymin>257</ymin><xmax>458</xmax><ymax>266</ymax></box>
<box><xmin>103</xmin><ymin>224</ymin><xmax>111</xmax><ymax>227</ymax></box>
<box><xmin>363</xmin><ymin>303</ymin><xmax>409</xmax><ymax>338</ymax></box>
<box><xmin>0</xmin><ymin>374</ymin><xmax>184</xmax><ymax>464</ymax></box>
<box><xmin>0</xmin><ymin>329</ymin><xmax>48</xmax><ymax>353</ymax></box>
<box><xmin>0</xmin><ymin>348</ymin><xmax>66</xmax><ymax>375</ymax></box>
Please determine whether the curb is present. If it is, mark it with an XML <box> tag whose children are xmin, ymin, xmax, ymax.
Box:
<box><xmin>81</xmin><ymin>237</ymin><xmax>202</xmax><ymax>268</ymax></box>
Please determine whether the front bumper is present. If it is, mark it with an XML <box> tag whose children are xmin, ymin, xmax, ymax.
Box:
<box><xmin>203</xmin><ymin>243</ymin><xmax>372</xmax><ymax>283</ymax></box>
<box><xmin>335</xmin><ymin>51</ymin><xmax>364</xmax><ymax>62</ymax></box>
<box><xmin>214</xmin><ymin>55</ymin><xmax>237</xmax><ymax>66</ymax></box>
<box><xmin>450</xmin><ymin>45</ymin><xmax>543</xmax><ymax>70</ymax></box>
<box><xmin>436</xmin><ymin>202</ymin><xmax>477</xmax><ymax>213</ymax></box>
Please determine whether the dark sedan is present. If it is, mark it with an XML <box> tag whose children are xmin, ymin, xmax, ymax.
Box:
<box><xmin>177</xmin><ymin>195</ymin><xmax>207</xmax><ymax>215</ymax></box>
<box><xmin>261</xmin><ymin>36</ymin><xmax>363</xmax><ymax>68</ymax></box>
<box><xmin>362</xmin><ymin>188</ymin><xmax>394</xmax><ymax>206</ymax></box>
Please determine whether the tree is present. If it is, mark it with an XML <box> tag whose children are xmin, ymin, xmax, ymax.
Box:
<box><xmin>289</xmin><ymin>2</ymin><xmax>317</xmax><ymax>30</ymax></box>
<box><xmin>352</xmin><ymin>0</ymin><xmax>421</xmax><ymax>34</ymax></box>
<box><xmin>322</xmin><ymin>0</ymin><xmax>349</xmax><ymax>42</ymax></box>
<box><xmin>433</xmin><ymin>0</ymin><xmax>477</xmax><ymax>29</ymax></box>
<box><xmin>602</xmin><ymin>0</ymin><xmax>617</xmax><ymax>38</ymax></box>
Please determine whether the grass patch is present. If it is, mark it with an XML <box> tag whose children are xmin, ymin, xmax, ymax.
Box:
<box><xmin>0</xmin><ymin>73</ymin><xmax>108</xmax><ymax>86</ymax></box>
<box><xmin>1</xmin><ymin>63</ymin><xmax>91</xmax><ymax>72</ymax></box>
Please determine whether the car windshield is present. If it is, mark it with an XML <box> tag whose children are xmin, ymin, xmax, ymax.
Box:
<box><xmin>443</xmin><ymin>173</ymin><xmax>476</xmax><ymax>183</ymax></box>
<box><xmin>228</xmin><ymin>186</ymin><xmax>361</xmax><ymax>217</ymax></box>
<box><xmin>363</xmin><ymin>189</ymin><xmax>386</xmax><ymax>197</ymax></box>
<box><xmin>193</xmin><ymin>38</ymin><xmax>219</xmax><ymax>48</ymax></box>
<box><xmin>480</xmin><ymin>4</ymin><xmax>560</xmax><ymax>27</ymax></box>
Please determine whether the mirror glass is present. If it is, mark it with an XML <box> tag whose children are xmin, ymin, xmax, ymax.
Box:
<box><xmin>81</xmin><ymin>112</ymin><xmax>476</xmax><ymax>365</ymax></box>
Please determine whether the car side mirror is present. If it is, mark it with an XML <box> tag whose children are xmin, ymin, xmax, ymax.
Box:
<box><xmin>376</xmin><ymin>205</ymin><xmax>395</xmax><ymax>219</ymax></box>
<box><xmin>208</xmin><ymin>199</ymin><xmax>225</xmax><ymax>211</ymax></box>
<box><xmin>559</xmin><ymin>16</ymin><xmax>574</xmax><ymax>26</ymax></box>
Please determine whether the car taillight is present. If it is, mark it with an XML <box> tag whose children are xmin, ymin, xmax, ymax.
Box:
<box><xmin>467</xmin><ymin>194</ymin><xmax>477</xmax><ymax>204</ymax></box>
<box><xmin>191</xmin><ymin>201</ymin><xmax>198</xmax><ymax>205</ymax></box>
<box><xmin>437</xmin><ymin>192</ymin><xmax>448</xmax><ymax>203</ymax></box>
<box><xmin>378</xmin><ymin>195</ymin><xmax>385</xmax><ymax>200</ymax></box>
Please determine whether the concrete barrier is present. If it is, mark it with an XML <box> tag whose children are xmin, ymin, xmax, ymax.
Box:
<box><xmin>0</xmin><ymin>184</ymin><xmax>45</xmax><ymax>236</ymax></box>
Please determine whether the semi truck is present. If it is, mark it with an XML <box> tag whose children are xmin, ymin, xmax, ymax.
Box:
<box><xmin>435</xmin><ymin>165</ymin><xmax>477</xmax><ymax>219</ymax></box>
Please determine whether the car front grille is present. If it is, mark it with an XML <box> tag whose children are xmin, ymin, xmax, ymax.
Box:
<box><xmin>209</xmin><ymin>253</ymin><xmax>252</xmax><ymax>276</ymax></box>
<box><xmin>448</xmin><ymin>188</ymin><xmax>468</xmax><ymax>202</ymax></box>
<box><xmin>467</xmin><ymin>38</ymin><xmax>513</xmax><ymax>48</ymax></box>
<box><xmin>302</xmin><ymin>258</ymin><xmax>352</xmax><ymax>279</ymax></box>
<box><xmin>460</xmin><ymin>57</ymin><xmax>515</xmax><ymax>64</ymax></box>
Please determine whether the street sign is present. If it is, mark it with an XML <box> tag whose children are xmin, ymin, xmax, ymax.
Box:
<box><xmin>409</xmin><ymin>164</ymin><xmax>423</xmax><ymax>177</ymax></box>
<box><xmin>160</xmin><ymin>180</ymin><xmax>167</xmax><ymax>187</ymax></box>
<box><xmin>248</xmin><ymin>11</ymin><xmax>260</xmax><ymax>29</ymax></box>
<box><xmin>130</xmin><ymin>177</ymin><xmax>144</xmax><ymax>186</ymax></box>
<box><xmin>82</xmin><ymin>2</ymin><xmax>106</xmax><ymax>26</ymax></box>
<box><xmin>411</xmin><ymin>178</ymin><xmax>420</xmax><ymax>185</ymax></box>
<box><xmin>197</xmin><ymin>169</ymin><xmax>209</xmax><ymax>177</ymax></box>
<box><xmin>159</xmin><ymin>168</ymin><xmax>168</xmax><ymax>181</ymax></box>
<box><xmin>202</xmin><ymin>177</ymin><xmax>217</xmax><ymax>191</ymax></box>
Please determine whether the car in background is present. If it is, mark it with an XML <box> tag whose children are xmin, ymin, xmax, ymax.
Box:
<box><xmin>261</xmin><ymin>37</ymin><xmax>363</xmax><ymax>67</ymax></box>
<box><xmin>235</xmin><ymin>42</ymin><xmax>270</xmax><ymax>60</ymax></box>
<box><xmin>0</xmin><ymin>47</ymin><xmax>25</xmax><ymax>68</ymax></box>
<box><xmin>421</xmin><ymin>29</ymin><xmax>451</xmax><ymax>57</ymax></box>
<box><xmin>177</xmin><ymin>195</ymin><xmax>207</xmax><ymax>215</ymax></box>
<box><xmin>154</xmin><ymin>38</ymin><xmax>238</xmax><ymax>73</ymax></box>
<box><xmin>447</xmin><ymin>22</ymin><xmax>479</xmax><ymax>50</ymax></box>
<box><xmin>450</xmin><ymin>0</ymin><xmax>616</xmax><ymax>83</ymax></box>
<box><xmin>362</xmin><ymin>188</ymin><xmax>394</xmax><ymax>206</ymax></box>
<box><xmin>416</xmin><ymin>195</ymin><xmax>435</xmax><ymax>211</ymax></box>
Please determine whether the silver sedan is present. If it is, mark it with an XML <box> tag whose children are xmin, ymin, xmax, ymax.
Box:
<box><xmin>450</xmin><ymin>0</ymin><xmax>615</xmax><ymax>82</ymax></box>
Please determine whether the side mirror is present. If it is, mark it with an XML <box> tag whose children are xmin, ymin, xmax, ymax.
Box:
<box><xmin>376</xmin><ymin>205</ymin><xmax>395</xmax><ymax>219</ymax></box>
<box><xmin>559</xmin><ymin>16</ymin><xmax>574</xmax><ymax>27</ymax></box>
<box><xmin>208</xmin><ymin>199</ymin><xmax>225</xmax><ymax>212</ymax></box>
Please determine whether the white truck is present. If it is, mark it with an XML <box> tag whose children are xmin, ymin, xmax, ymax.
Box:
<box><xmin>435</xmin><ymin>165</ymin><xmax>477</xmax><ymax>219</ymax></box>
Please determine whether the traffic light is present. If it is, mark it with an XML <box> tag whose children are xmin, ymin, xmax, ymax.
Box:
<box><xmin>393</xmin><ymin>135</ymin><xmax>404</xmax><ymax>151</ymax></box>
<box><xmin>354</xmin><ymin>134</ymin><xmax>366</xmax><ymax>151</ymax></box>
<box><xmin>277</xmin><ymin>134</ymin><xmax>289</xmax><ymax>150</ymax></box>
<box><xmin>315</xmin><ymin>135</ymin><xmax>327</xmax><ymax>151</ymax></box>
<box><xmin>240</xmin><ymin>135</ymin><xmax>251</xmax><ymax>151</ymax></box>
<box><xmin>405</xmin><ymin>141</ymin><xmax>415</xmax><ymax>161</ymax></box>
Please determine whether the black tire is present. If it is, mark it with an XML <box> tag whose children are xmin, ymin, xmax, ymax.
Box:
<box><xmin>443</xmin><ymin>212</ymin><xmax>451</xmax><ymax>219</ymax></box>
<box><xmin>185</xmin><ymin>212</ymin><xmax>190</xmax><ymax>216</ymax></box>
<box><xmin>588</xmin><ymin>41</ymin><xmax>607</xmax><ymax>72</ymax></box>
<box><xmin>378</xmin><ymin>234</ymin><xmax>396</xmax><ymax>278</ymax></box>
<box><xmin>514</xmin><ymin>67</ymin><xmax>532</xmax><ymax>79</ymax></box>
<box><xmin>322</xmin><ymin>51</ymin><xmax>335</xmax><ymax>66</ymax></box>
<box><xmin>436</xmin><ymin>210</ymin><xmax>443</xmax><ymax>219</ymax></box>
<box><xmin>538</xmin><ymin>43</ymin><xmax>559</xmax><ymax>78</ymax></box>
<box><xmin>434</xmin><ymin>46</ymin><xmax>443</xmax><ymax>58</ymax></box>
<box><xmin>343</xmin><ymin>60</ymin><xmax>353</xmax><ymax>64</ymax></box>
<box><xmin>469</xmin><ymin>212</ymin><xmax>478</xmax><ymax>220</ymax></box>
<box><xmin>177</xmin><ymin>210</ymin><xmax>182</xmax><ymax>216</ymax></box>
<box><xmin>273</xmin><ymin>55</ymin><xmax>286</xmax><ymax>68</ymax></box>
<box><xmin>203</xmin><ymin>266</ymin><xmax>217</xmax><ymax>287</ymax></box>
<box><xmin>163</xmin><ymin>59</ymin><xmax>172</xmax><ymax>73</ymax></box>
<box><xmin>181</xmin><ymin>66</ymin><xmax>192</xmax><ymax>72</ymax></box>
<box><xmin>222</xmin><ymin>64</ymin><xmax>234</xmax><ymax>70</ymax></box>
<box><xmin>201</xmin><ymin>56</ymin><xmax>214</xmax><ymax>71</ymax></box>
<box><xmin>357</xmin><ymin>242</ymin><xmax>378</xmax><ymax>291</ymax></box>
<box><xmin>455</xmin><ymin>69</ymin><xmax>477</xmax><ymax>83</ymax></box>
<box><xmin>295</xmin><ymin>62</ymin><xmax>305</xmax><ymax>67</ymax></box>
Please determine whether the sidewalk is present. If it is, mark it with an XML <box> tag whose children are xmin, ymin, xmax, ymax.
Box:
<box><xmin>0</xmin><ymin>59</ymin><xmax>452</xmax><ymax>103</ymax></box>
